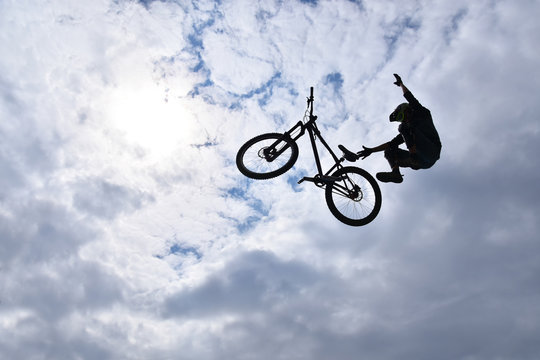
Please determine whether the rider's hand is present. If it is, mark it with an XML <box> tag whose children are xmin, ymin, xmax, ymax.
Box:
<box><xmin>393</xmin><ymin>73</ymin><xmax>403</xmax><ymax>87</ymax></box>
<box><xmin>358</xmin><ymin>146</ymin><xmax>373</xmax><ymax>160</ymax></box>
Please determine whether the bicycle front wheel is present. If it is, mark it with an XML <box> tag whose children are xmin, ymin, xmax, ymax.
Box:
<box><xmin>325</xmin><ymin>166</ymin><xmax>382</xmax><ymax>226</ymax></box>
<box><xmin>236</xmin><ymin>133</ymin><xmax>299</xmax><ymax>180</ymax></box>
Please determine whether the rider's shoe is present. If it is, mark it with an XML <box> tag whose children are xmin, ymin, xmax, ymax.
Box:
<box><xmin>376</xmin><ymin>171</ymin><xmax>403</xmax><ymax>183</ymax></box>
<box><xmin>338</xmin><ymin>145</ymin><xmax>359</xmax><ymax>162</ymax></box>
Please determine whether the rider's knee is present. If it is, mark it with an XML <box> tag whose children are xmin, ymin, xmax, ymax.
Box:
<box><xmin>384</xmin><ymin>146</ymin><xmax>397</xmax><ymax>160</ymax></box>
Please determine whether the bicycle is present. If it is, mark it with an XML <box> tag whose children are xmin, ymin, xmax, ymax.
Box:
<box><xmin>236</xmin><ymin>87</ymin><xmax>382</xmax><ymax>226</ymax></box>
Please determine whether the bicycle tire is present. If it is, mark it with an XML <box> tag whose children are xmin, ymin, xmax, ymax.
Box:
<box><xmin>236</xmin><ymin>133</ymin><xmax>299</xmax><ymax>180</ymax></box>
<box><xmin>325</xmin><ymin>166</ymin><xmax>382</xmax><ymax>226</ymax></box>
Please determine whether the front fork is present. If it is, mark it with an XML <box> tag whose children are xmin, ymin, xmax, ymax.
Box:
<box><xmin>263</xmin><ymin>121</ymin><xmax>305</xmax><ymax>162</ymax></box>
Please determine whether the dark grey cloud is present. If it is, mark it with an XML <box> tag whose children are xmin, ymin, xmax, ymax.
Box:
<box><xmin>163</xmin><ymin>250</ymin><xmax>319</xmax><ymax>318</ymax></box>
<box><xmin>2</xmin><ymin>258</ymin><xmax>124</xmax><ymax>321</ymax></box>
<box><xmin>0</xmin><ymin>90</ymin><xmax>62</xmax><ymax>198</ymax></box>
<box><xmin>0</xmin><ymin>199</ymin><xmax>95</xmax><ymax>266</ymax></box>
<box><xmin>0</xmin><ymin>200</ymin><xmax>124</xmax><ymax>359</ymax></box>
<box><xmin>0</xmin><ymin>315</ymin><xmax>115</xmax><ymax>360</ymax></box>
<box><xmin>161</xmin><ymin>241</ymin><xmax>540</xmax><ymax>360</ymax></box>
<box><xmin>73</xmin><ymin>178</ymin><xmax>155</xmax><ymax>219</ymax></box>
<box><xmin>0</xmin><ymin>154</ymin><xmax>24</xmax><ymax>200</ymax></box>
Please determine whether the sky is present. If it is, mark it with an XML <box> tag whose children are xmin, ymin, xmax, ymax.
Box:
<box><xmin>1</xmin><ymin>0</ymin><xmax>540</xmax><ymax>359</ymax></box>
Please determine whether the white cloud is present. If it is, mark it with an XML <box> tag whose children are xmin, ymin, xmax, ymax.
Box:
<box><xmin>1</xmin><ymin>0</ymin><xmax>540</xmax><ymax>359</ymax></box>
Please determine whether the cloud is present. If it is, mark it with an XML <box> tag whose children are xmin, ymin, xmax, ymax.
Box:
<box><xmin>1</xmin><ymin>0</ymin><xmax>540</xmax><ymax>359</ymax></box>
<box><xmin>0</xmin><ymin>200</ymin><xmax>124</xmax><ymax>359</ymax></box>
<box><xmin>72</xmin><ymin>178</ymin><xmax>155</xmax><ymax>219</ymax></box>
<box><xmin>0</xmin><ymin>199</ymin><xmax>94</xmax><ymax>266</ymax></box>
<box><xmin>163</xmin><ymin>250</ymin><xmax>318</xmax><ymax>317</ymax></box>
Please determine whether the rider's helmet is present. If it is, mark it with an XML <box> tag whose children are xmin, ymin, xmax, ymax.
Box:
<box><xmin>389</xmin><ymin>103</ymin><xmax>409</xmax><ymax>122</ymax></box>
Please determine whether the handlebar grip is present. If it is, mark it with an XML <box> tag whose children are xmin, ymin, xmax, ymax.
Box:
<box><xmin>310</xmin><ymin>87</ymin><xmax>314</xmax><ymax>98</ymax></box>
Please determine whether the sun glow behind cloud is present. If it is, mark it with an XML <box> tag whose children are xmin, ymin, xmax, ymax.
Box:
<box><xmin>101</xmin><ymin>34</ymin><xmax>203</xmax><ymax>161</ymax></box>
<box><xmin>107</xmin><ymin>83</ymin><xmax>196</xmax><ymax>158</ymax></box>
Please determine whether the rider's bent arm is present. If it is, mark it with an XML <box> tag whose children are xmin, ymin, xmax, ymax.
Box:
<box><xmin>372</xmin><ymin>135</ymin><xmax>403</xmax><ymax>153</ymax></box>
<box><xmin>371</xmin><ymin>142</ymin><xmax>390</xmax><ymax>153</ymax></box>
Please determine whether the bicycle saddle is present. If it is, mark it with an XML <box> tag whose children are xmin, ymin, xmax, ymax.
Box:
<box><xmin>338</xmin><ymin>145</ymin><xmax>359</xmax><ymax>162</ymax></box>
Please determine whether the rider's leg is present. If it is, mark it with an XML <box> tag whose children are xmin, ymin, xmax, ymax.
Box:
<box><xmin>376</xmin><ymin>146</ymin><xmax>408</xmax><ymax>183</ymax></box>
<box><xmin>386</xmin><ymin>147</ymin><xmax>424</xmax><ymax>169</ymax></box>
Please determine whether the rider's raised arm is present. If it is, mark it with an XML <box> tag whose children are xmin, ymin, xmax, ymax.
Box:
<box><xmin>399</xmin><ymin>81</ymin><xmax>423</xmax><ymax>109</ymax></box>
<box><xmin>402</xmin><ymin>86</ymin><xmax>422</xmax><ymax>109</ymax></box>
<box><xmin>394</xmin><ymin>74</ymin><xmax>421</xmax><ymax>108</ymax></box>
<box><xmin>399</xmin><ymin>82</ymin><xmax>410</xmax><ymax>95</ymax></box>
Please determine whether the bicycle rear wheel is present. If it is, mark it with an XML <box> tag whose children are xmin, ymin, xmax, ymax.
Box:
<box><xmin>325</xmin><ymin>166</ymin><xmax>382</xmax><ymax>226</ymax></box>
<box><xmin>236</xmin><ymin>133</ymin><xmax>299</xmax><ymax>180</ymax></box>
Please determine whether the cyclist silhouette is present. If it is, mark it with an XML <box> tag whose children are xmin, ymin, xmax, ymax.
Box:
<box><xmin>345</xmin><ymin>74</ymin><xmax>441</xmax><ymax>183</ymax></box>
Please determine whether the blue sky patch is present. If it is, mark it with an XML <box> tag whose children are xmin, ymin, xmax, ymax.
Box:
<box><xmin>325</xmin><ymin>72</ymin><xmax>344</xmax><ymax>93</ymax></box>
<box><xmin>169</xmin><ymin>244</ymin><xmax>202</xmax><ymax>259</ymax></box>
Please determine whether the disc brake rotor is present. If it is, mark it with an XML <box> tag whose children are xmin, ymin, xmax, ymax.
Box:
<box><xmin>350</xmin><ymin>184</ymin><xmax>363</xmax><ymax>201</ymax></box>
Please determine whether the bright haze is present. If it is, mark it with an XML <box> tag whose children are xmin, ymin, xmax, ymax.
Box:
<box><xmin>1</xmin><ymin>0</ymin><xmax>539</xmax><ymax>359</ymax></box>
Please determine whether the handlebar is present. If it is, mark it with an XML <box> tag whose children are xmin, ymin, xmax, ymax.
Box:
<box><xmin>307</xmin><ymin>87</ymin><xmax>314</xmax><ymax>107</ymax></box>
<box><xmin>303</xmin><ymin>87</ymin><xmax>317</xmax><ymax>124</ymax></box>
<box><xmin>308</xmin><ymin>86</ymin><xmax>314</xmax><ymax>115</ymax></box>
<box><xmin>310</xmin><ymin>87</ymin><xmax>315</xmax><ymax>118</ymax></box>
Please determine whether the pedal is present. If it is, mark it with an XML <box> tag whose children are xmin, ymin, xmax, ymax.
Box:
<box><xmin>298</xmin><ymin>175</ymin><xmax>340</xmax><ymax>185</ymax></box>
<box><xmin>338</xmin><ymin>145</ymin><xmax>359</xmax><ymax>162</ymax></box>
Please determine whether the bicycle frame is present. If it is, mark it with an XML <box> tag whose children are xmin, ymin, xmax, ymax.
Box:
<box><xmin>236</xmin><ymin>86</ymin><xmax>382</xmax><ymax>226</ymax></box>
<box><xmin>264</xmin><ymin>87</ymin><xmax>345</xmax><ymax>186</ymax></box>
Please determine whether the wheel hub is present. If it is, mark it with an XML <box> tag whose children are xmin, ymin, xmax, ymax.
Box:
<box><xmin>349</xmin><ymin>185</ymin><xmax>363</xmax><ymax>201</ymax></box>
<box><xmin>258</xmin><ymin>147</ymin><xmax>275</xmax><ymax>161</ymax></box>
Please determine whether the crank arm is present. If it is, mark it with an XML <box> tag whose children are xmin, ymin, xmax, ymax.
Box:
<box><xmin>297</xmin><ymin>175</ymin><xmax>343</xmax><ymax>185</ymax></box>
